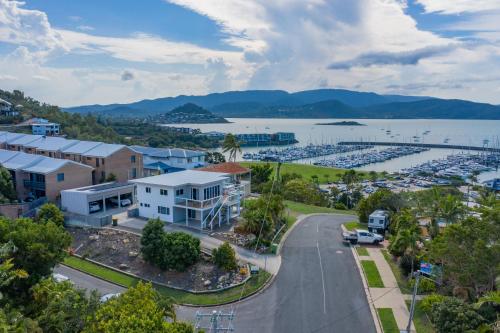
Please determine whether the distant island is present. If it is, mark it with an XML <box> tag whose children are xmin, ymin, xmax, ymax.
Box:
<box><xmin>155</xmin><ymin>103</ymin><xmax>229</xmax><ymax>124</ymax></box>
<box><xmin>315</xmin><ymin>121</ymin><xmax>366</xmax><ymax>126</ymax></box>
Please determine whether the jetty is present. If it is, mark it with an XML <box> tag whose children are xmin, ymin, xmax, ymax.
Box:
<box><xmin>338</xmin><ymin>141</ymin><xmax>500</xmax><ymax>153</ymax></box>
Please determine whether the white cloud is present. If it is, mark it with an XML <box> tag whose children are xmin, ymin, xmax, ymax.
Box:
<box><xmin>76</xmin><ymin>25</ymin><xmax>94</xmax><ymax>31</ymax></box>
<box><xmin>415</xmin><ymin>0</ymin><xmax>500</xmax><ymax>14</ymax></box>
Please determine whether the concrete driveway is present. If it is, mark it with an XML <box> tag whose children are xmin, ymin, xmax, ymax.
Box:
<box><xmin>177</xmin><ymin>214</ymin><xmax>376</xmax><ymax>333</ymax></box>
<box><xmin>54</xmin><ymin>265</ymin><xmax>125</xmax><ymax>296</ymax></box>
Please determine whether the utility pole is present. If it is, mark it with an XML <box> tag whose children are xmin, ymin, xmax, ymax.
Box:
<box><xmin>195</xmin><ymin>310</ymin><xmax>235</xmax><ymax>332</ymax></box>
<box><xmin>406</xmin><ymin>271</ymin><xmax>420</xmax><ymax>333</ymax></box>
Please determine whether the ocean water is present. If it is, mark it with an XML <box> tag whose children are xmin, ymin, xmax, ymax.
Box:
<box><xmin>165</xmin><ymin>118</ymin><xmax>500</xmax><ymax>181</ymax></box>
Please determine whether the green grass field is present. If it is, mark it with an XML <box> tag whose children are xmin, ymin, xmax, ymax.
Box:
<box><xmin>377</xmin><ymin>308</ymin><xmax>400</xmax><ymax>333</ymax></box>
<box><xmin>381</xmin><ymin>250</ymin><xmax>412</xmax><ymax>294</ymax></box>
<box><xmin>344</xmin><ymin>220</ymin><xmax>365</xmax><ymax>231</ymax></box>
<box><xmin>361</xmin><ymin>260</ymin><xmax>385</xmax><ymax>288</ymax></box>
<box><xmin>240</xmin><ymin>161</ymin><xmax>381</xmax><ymax>184</ymax></box>
<box><xmin>64</xmin><ymin>256</ymin><xmax>271</xmax><ymax>306</ymax></box>
<box><xmin>405</xmin><ymin>300</ymin><xmax>435</xmax><ymax>333</ymax></box>
<box><xmin>356</xmin><ymin>247</ymin><xmax>369</xmax><ymax>256</ymax></box>
<box><xmin>284</xmin><ymin>200</ymin><xmax>355</xmax><ymax>217</ymax></box>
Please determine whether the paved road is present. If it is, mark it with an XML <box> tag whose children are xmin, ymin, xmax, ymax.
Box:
<box><xmin>54</xmin><ymin>265</ymin><xmax>125</xmax><ymax>296</ymax></box>
<box><xmin>177</xmin><ymin>214</ymin><xmax>376</xmax><ymax>333</ymax></box>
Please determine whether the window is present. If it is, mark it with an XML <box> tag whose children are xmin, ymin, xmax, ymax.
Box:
<box><xmin>188</xmin><ymin>209</ymin><xmax>196</xmax><ymax>219</ymax></box>
<box><xmin>144</xmin><ymin>203</ymin><xmax>150</xmax><ymax>208</ymax></box>
<box><xmin>203</xmin><ymin>185</ymin><xmax>221</xmax><ymax>200</ymax></box>
<box><xmin>176</xmin><ymin>189</ymin><xmax>184</xmax><ymax>196</ymax></box>
<box><xmin>145</xmin><ymin>187</ymin><xmax>151</xmax><ymax>193</ymax></box>
<box><xmin>369</xmin><ymin>218</ymin><xmax>374</xmax><ymax>223</ymax></box>
<box><xmin>96</xmin><ymin>158</ymin><xmax>100</xmax><ymax>167</ymax></box>
<box><xmin>160</xmin><ymin>189</ymin><xmax>168</xmax><ymax>196</ymax></box>
<box><xmin>131</xmin><ymin>155</ymin><xmax>136</xmax><ymax>163</ymax></box>
<box><xmin>379</xmin><ymin>220</ymin><xmax>384</xmax><ymax>225</ymax></box>
<box><xmin>132</xmin><ymin>168</ymin><xmax>137</xmax><ymax>178</ymax></box>
<box><xmin>157</xmin><ymin>206</ymin><xmax>169</xmax><ymax>215</ymax></box>
<box><xmin>187</xmin><ymin>158</ymin><xmax>192</xmax><ymax>163</ymax></box>
<box><xmin>140</xmin><ymin>203</ymin><xmax>143</xmax><ymax>207</ymax></box>
<box><xmin>57</xmin><ymin>173</ymin><xmax>64</xmax><ymax>182</ymax></box>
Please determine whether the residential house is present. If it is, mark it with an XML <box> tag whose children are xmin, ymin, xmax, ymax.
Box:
<box><xmin>31</xmin><ymin>118</ymin><xmax>60</xmax><ymax>136</ymax></box>
<box><xmin>0</xmin><ymin>149</ymin><xmax>93</xmax><ymax>202</ymax></box>
<box><xmin>130</xmin><ymin>145</ymin><xmax>205</xmax><ymax>174</ymax></box>
<box><xmin>198</xmin><ymin>162</ymin><xmax>251</xmax><ymax>196</ymax></box>
<box><xmin>130</xmin><ymin>170</ymin><xmax>244</xmax><ymax>230</ymax></box>
<box><xmin>0</xmin><ymin>98</ymin><xmax>19</xmax><ymax>117</ymax></box>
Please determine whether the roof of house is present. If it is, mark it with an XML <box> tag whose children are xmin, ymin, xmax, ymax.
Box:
<box><xmin>6</xmin><ymin>134</ymin><xmax>44</xmax><ymax>146</ymax></box>
<box><xmin>0</xmin><ymin>152</ymin><xmax>43</xmax><ymax>170</ymax></box>
<box><xmin>0</xmin><ymin>149</ymin><xmax>91</xmax><ymax>174</ymax></box>
<box><xmin>83</xmin><ymin>143</ymin><xmax>126</xmax><ymax>158</ymax></box>
<box><xmin>144</xmin><ymin>161</ymin><xmax>185</xmax><ymax>173</ymax></box>
<box><xmin>29</xmin><ymin>137</ymin><xmax>79</xmax><ymax>151</ymax></box>
<box><xmin>0</xmin><ymin>132</ymin><xmax>26</xmax><ymax>144</ymax></box>
<box><xmin>60</xmin><ymin>140</ymin><xmax>102</xmax><ymax>154</ymax></box>
<box><xmin>130</xmin><ymin>169</ymin><xmax>229</xmax><ymax>187</ymax></box>
<box><xmin>198</xmin><ymin>162</ymin><xmax>250</xmax><ymax>175</ymax></box>
<box><xmin>0</xmin><ymin>149</ymin><xmax>20</xmax><ymax>163</ymax></box>
<box><xmin>130</xmin><ymin>145</ymin><xmax>205</xmax><ymax>158</ymax></box>
<box><xmin>0</xmin><ymin>98</ymin><xmax>11</xmax><ymax>106</ymax></box>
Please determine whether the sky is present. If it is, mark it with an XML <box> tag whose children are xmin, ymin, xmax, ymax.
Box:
<box><xmin>0</xmin><ymin>0</ymin><xmax>500</xmax><ymax>106</ymax></box>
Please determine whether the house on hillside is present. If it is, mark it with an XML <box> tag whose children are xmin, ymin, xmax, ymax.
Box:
<box><xmin>130</xmin><ymin>170</ymin><xmax>244</xmax><ymax>230</ymax></box>
<box><xmin>0</xmin><ymin>98</ymin><xmax>19</xmax><ymax>117</ymax></box>
<box><xmin>0</xmin><ymin>149</ymin><xmax>93</xmax><ymax>202</ymax></box>
<box><xmin>31</xmin><ymin>118</ymin><xmax>60</xmax><ymax>136</ymax></box>
<box><xmin>130</xmin><ymin>145</ymin><xmax>206</xmax><ymax>174</ymax></box>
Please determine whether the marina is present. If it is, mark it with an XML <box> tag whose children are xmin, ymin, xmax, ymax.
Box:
<box><xmin>313</xmin><ymin>146</ymin><xmax>430</xmax><ymax>169</ymax></box>
<box><xmin>242</xmin><ymin>144</ymin><xmax>372</xmax><ymax>162</ymax></box>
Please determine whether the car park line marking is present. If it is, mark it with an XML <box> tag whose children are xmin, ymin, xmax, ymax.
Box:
<box><xmin>316</xmin><ymin>240</ymin><xmax>327</xmax><ymax>314</ymax></box>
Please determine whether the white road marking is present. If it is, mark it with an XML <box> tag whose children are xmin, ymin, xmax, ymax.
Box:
<box><xmin>316</xmin><ymin>223</ymin><xmax>319</xmax><ymax>233</ymax></box>
<box><xmin>316</xmin><ymin>241</ymin><xmax>327</xmax><ymax>314</ymax></box>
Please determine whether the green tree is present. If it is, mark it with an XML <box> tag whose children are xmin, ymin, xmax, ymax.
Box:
<box><xmin>0</xmin><ymin>308</ymin><xmax>42</xmax><ymax>333</ymax></box>
<box><xmin>162</xmin><ymin>232</ymin><xmax>200</xmax><ymax>271</ymax></box>
<box><xmin>280</xmin><ymin>172</ymin><xmax>302</xmax><ymax>185</ymax></box>
<box><xmin>84</xmin><ymin>282</ymin><xmax>192</xmax><ymax>333</ymax></box>
<box><xmin>212</xmin><ymin>242</ymin><xmax>237</xmax><ymax>271</ymax></box>
<box><xmin>0</xmin><ymin>166</ymin><xmax>16</xmax><ymax>203</ymax></box>
<box><xmin>429</xmin><ymin>216</ymin><xmax>499</xmax><ymax>298</ymax></box>
<box><xmin>0</xmin><ymin>217</ymin><xmax>71</xmax><ymax>300</ymax></box>
<box><xmin>222</xmin><ymin>134</ymin><xmax>241</xmax><ymax>162</ymax></box>
<box><xmin>30</xmin><ymin>278</ymin><xmax>100</xmax><ymax>333</ymax></box>
<box><xmin>36</xmin><ymin>203</ymin><xmax>65</xmax><ymax>227</ymax></box>
<box><xmin>369</xmin><ymin>170</ymin><xmax>378</xmax><ymax>182</ymax></box>
<box><xmin>283</xmin><ymin>179</ymin><xmax>328</xmax><ymax>206</ymax></box>
<box><xmin>250</xmin><ymin>163</ymin><xmax>273</xmax><ymax>193</ymax></box>
<box><xmin>0</xmin><ymin>243</ymin><xmax>28</xmax><ymax>302</ymax></box>
<box><xmin>357</xmin><ymin>189</ymin><xmax>393</xmax><ymax>223</ymax></box>
<box><xmin>242</xmin><ymin>194</ymin><xmax>284</xmax><ymax>240</ymax></box>
<box><xmin>430</xmin><ymin>297</ymin><xmax>485</xmax><ymax>333</ymax></box>
<box><xmin>205</xmin><ymin>152</ymin><xmax>226</xmax><ymax>164</ymax></box>
<box><xmin>141</xmin><ymin>218</ymin><xmax>166</xmax><ymax>267</ymax></box>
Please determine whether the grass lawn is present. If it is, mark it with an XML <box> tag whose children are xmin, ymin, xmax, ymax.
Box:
<box><xmin>284</xmin><ymin>200</ymin><xmax>355</xmax><ymax>217</ymax></box>
<box><xmin>240</xmin><ymin>161</ymin><xmax>382</xmax><ymax>184</ymax></box>
<box><xmin>405</xmin><ymin>300</ymin><xmax>435</xmax><ymax>333</ymax></box>
<box><xmin>344</xmin><ymin>220</ymin><xmax>366</xmax><ymax>231</ymax></box>
<box><xmin>377</xmin><ymin>308</ymin><xmax>400</xmax><ymax>333</ymax></box>
<box><xmin>381</xmin><ymin>250</ymin><xmax>412</xmax><ymax>294</ymax></box>
<box><xmin>356</xmin><ymin>247</ymin><xmax>369</xmax><ymax>256</ymax></box>
<box><xmin>63</xmin><ymin>256</ymin><xmax>271</xmax><ymax>306</ymax></box>
<box><xmin>361</xmin><ymin>260</ymin><xmax>385</xmax><ymax>288</ymax></box>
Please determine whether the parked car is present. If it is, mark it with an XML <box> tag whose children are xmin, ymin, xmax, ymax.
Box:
<box><xmin>89</xmin><ymin>202</ymin><xmax>101</xmax><ymax>213</ymax></box>
<box><xmin>342</xmin><ymin>229</ymin><xmax>384</xmax><ymax>245</ymax></box>
<box><xmin>100</xmin><ymin>293</ymin><xmax>121</xmax><ymax>303</ymax></box>
<box><xmin>109</xmin><ymin>197</ymin><xmax>132</xmax><ymax>207</ymax></box>
<box><xmin>52</xmin><ymin>273</ymin><xmax>70</xmax><ymax>283</ymax></box>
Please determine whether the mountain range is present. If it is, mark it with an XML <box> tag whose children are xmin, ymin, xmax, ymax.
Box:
<box><xmin>63</xmin><ymin>89</ymin><xmax>500</xmax><ymax>119</ymax></box>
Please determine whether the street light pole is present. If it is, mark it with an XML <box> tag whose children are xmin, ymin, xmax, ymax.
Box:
<box><xmin>406</xmin><ymin>271</ymin><xmax>420</xmax><ymax>333</ymax></box>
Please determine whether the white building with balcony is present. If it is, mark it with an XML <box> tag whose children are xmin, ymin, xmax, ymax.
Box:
<box><xmin>130</xmin><ymin>170</ymin><xmax>244</xmax><ymax>230</ymax></box>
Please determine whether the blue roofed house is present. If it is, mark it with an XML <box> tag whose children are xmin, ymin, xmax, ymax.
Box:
<box><xmin>130</xmin><ymin>146</ymin><xmax>206</xmax><ymax>176</ymax></box>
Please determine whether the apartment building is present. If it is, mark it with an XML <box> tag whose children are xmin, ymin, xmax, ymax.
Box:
<box><xmin>0</xmin><ymin>149</ymin><xmax>93</xmax><ymax>202</ymax></box>
<box><xmin>61</xmin><ymin>142</ymin><xmax>141</xmax><ymax>184</ymax></box>
<box><xmin>0</xmin><ymin>131</ymin><xmax>142</xmax><ymax>184</ymax></box>
<box><xmin>31</xmin><ymin>119</ymin><xmax>60</xmax><ymax>136</ymax></box>
<box><xmin>130</xmin><ymin>170</ymin><xmax>243</xmax><ymax>230</ymax></box>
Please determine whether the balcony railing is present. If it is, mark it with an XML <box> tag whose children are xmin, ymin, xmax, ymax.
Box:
<box><xmin>174</xmin><ymin>184</ymin><xmax>245</xmax><ymax>210</ymax></box>
<box><xmin>23</xmin><ymin>180</ymin><xmax>46</xmax><ymax>190</ymax></box>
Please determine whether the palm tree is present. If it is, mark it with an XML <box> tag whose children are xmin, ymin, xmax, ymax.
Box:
<box><xmin>342</xmin><ymin>170</ymin><xmax>359</xmax><ymax>209</ymax></box>
<box><xmin>222</xmin><ymin>133</ymin><xmax>241</xmax><ymax>162</ymax></box>
<box><xmin>439</xmin><ymin>194</ymin><xmax>464</xmax><ymax>225</ymax></box>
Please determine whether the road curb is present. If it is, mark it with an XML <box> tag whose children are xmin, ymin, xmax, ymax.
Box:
<box><xmin>342</xmin><ymin>223</ymin><xmax>383</xmax><ymax>333</ymax></box>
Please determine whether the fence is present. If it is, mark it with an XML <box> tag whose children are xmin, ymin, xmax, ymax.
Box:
<box><xmin>64</xmin><ymin>213</ymin><xmax>112</xmax><ymax>228</ymax></box>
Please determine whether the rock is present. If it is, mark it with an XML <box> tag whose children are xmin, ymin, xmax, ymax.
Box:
<box><xmin>128</xmin><ymin>251</ymin><xmax>138</xmax><ymax>257</ymax></box>
<box><xmin>89</xmin><ymin>235</ymin><xmax>99</xmax><ymax>241</ymax></box>
<box><xmin>119</xmin><ymin>263</ymin><xmax>128</xmax><ymax>270</ymax></box>
<box><xmin>247</xmin><ymin>234</ymin><xmax>256</xmax><ymax>242</ymax></box>
<box><xmin>123</xmin><ymin>238</ymin><xmax>129</xmax><ymax>244</ymax></box>
<box><xmin>204</xmin><ymin>280</ymin><xmax>211</xmax><ymax>286</ymax></box>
